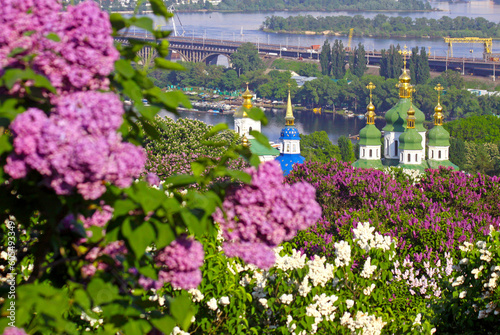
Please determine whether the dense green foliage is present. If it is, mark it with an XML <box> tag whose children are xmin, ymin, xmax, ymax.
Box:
<box><xmin>409</xmin><ymin>47</ymin><xmax>430</xmax><ymax>85</ymax></box>
<box><xmin>170</xmin><ymin>0</ymin><xmax>430</xmax><ymax>12</ymax></box>
<box><xmin>300</xmin><ymin>131</ymin><xmax>341</xmax><ymax>163</ymax></box>
<box><xmin>338</xmin><ymin>136</ymin><xmax>355</xmax><ymax>162</ymax></box>
<box><xmin>445</xmin><ymin>116</ymin><xmax>500</xmax><ymax>175</ymax></box>
<box><xmin>445</xmin><ymin>115</ymin><xmax>500</xmax><ymax>144</ymax></box>
<box><xmin>230</xmin><ymin>42</ymin><xmax>265</xmax><ymax>76</ymax></box>
<box><xmin>349</xmin><ymin>43</ymin><xmax>368</xmax><ymax>78</ymax></box>
<box><xmin>262</xmin><ymin>14</ymin><xmax>500</xmax><ymax>38</ymax></box>
<box><xmin>271</xmin><ymin>59</ymin><xmax>321</xmax><ymax>77</ymax></box>
<box><xmin>379</xmin><ymin>45</ymin><xmax>404</xmax><ymax>79</ymax></box>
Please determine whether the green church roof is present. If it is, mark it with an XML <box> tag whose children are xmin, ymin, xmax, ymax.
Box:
<box><xmin>383</xmin><ymin>99</ymin><xmax>426</xmax><ymax>132</ymax></box>
<box><xmin>352</xmin><ymin>159</ymin><xmax>385</xmax><ymax>169</ymax></box>
<box><xmin>427</xmin><ymin>125</ymin><xmax>450</xmax><ymax>147</ymax></box>
<box><xmin>427</xmin><ymin>159</ymin><xmax>458</xmax><ymax>170</ymax></box>
<box><xmin>399</xmin><ymin>128</ymin><xmax>423</xmax><ymax>150</ymax></box>
<box><xmin>248</xmin><ymin>139</ymin><xmax>280</xmax><ymax>157</ymax></box>
<box><xmin>358</xmin><ymin>124</ymin><xmax>382</xmax><ymax>146</ymax></box>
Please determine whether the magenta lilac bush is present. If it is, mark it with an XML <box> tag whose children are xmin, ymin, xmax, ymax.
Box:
<box><xmin>0</xmin><ymin>0</ymin><xmax>118</xmax><ymax>96</ymax></box>
<box><xmin>287</xmin><ymin>160</ymin><xmax>500</xmax><ymax>266</ymax></box>
<box><xmin>213</xmin><ymin>160</ymin><xmax>322</xmax><ymax>268</ymax></box>
<box><xmin>4</xmin><ymin>91</ymin><xmax>145</xmax><ymax>199</ymax></box>
<box><xmin>138</xmin><ymin>236</ymin><xmax>205</xmax><ymax>290</ymax></box>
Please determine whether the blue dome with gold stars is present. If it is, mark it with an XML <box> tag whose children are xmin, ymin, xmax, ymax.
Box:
<box><xmin>280</xmin><ymin>126</ymin><xmax>300</xmax><ymax>140</ymax></box>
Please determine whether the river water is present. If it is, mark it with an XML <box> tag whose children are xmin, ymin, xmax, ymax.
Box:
<box><xmin>161</xmin><ymin>109</ymin><xmax>385</xmax><ymax>144</ymax></box>
<box><xmin>149</xmin><ymin>0</ymin><xmax>500</xmax><ymax>59</ymax></box>
<box><xmin>153</xmin><ymin>0</ymin><xmax>496</xmax><ymax>142</ymax></box>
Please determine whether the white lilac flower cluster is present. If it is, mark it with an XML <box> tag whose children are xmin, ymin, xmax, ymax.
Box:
<box><xmin>383</xmin><ymin>167</ymin><xmax>423</xmax><ymax>185</ymax></box>
<box><xmin>392</xmin><ymin>253</ymin><xmax>452</xmax><ymax>299</ymax></box>
<box><xmin>353</xmin><ymin>221</ymin><xmax>393</xmax><ymax>252</ymax></box>
<box><xmin>340</xmin><ymin>311</ymin><xmax>387</xmax><ymax>335</ymax></box>
<box><xmin>446</xmin><ymin>227</ymin><xmax>500</xmax><ymax>321</ymax></box>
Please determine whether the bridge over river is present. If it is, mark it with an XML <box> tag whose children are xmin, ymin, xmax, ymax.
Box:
<box><xmin>116</xmin><ymin>33</ymin><xmax>500</xmax><ymax>79</ymax></box>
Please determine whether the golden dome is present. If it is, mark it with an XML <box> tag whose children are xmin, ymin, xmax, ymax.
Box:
<box><xmin>406</xmin><ymin>105</ymin><xmax>416</xmax><ymax>129</ymax></box>
<box><xmin>434</xmin><ymin>103</ymin><xmax>443</xmax><ymax>114</ymax></box>
<box><xmin>234</xmin><ymin>85</ymin><xmax>253</xmax><ymax>118</ymax></box>
<box><xmin>399</xmin><ymin>69</ymin><xmax>411</xmax><ymax>83</ymax></box>
<box><xmin>367</xmin><ymin>102</ymin><xmax>375</xmax><ymax>113</ymax></box>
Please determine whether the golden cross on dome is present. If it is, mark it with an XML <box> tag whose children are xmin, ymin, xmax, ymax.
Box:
<box><xmin>366</xmin><ymin>82</ymin><xmax>376</xmax><ymax>102</ymax></box>
<box><xmin>434</xmin><ymin>83</ymin><xmax>444</xmax><ymax>104</ymax></box>
<box><xmin>399</xmin><ymin>45</ymin><xmax>410</xmax><ymax>70</ymax></box>
<box><xmin>245</xmin><ymin>82</ymin><xmax>249</xmax><ymax>90</ymax></box>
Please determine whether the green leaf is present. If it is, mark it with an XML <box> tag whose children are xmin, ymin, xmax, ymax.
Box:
<box><xmin>191</xmin><ymin>162</ymin><xmax>205</xmax><ymax>177</ymax></box>
<box><xmin>247</xmin><ymin>107</ymin><xmax>268</xmax><ymax>126</ymax></box>
<box><xmin>249</xmin><ymin>153</ymin><xmax>261</xmax><ymax>167</ymax></box>
<box><xmin>141</xmin><ymin>118</ymin><xmax>161</xmax><ymax>140</ymax></box>
<box><xmin>225</xmin><ymin>169</ymin><xmax>252</xmax><ymax>183</ymax></box>
<box><xmin>203</xmin><ymin>123</ymin><xmax>229</xmax><ymax>139</ymax></box>
<box><xmin>149</xmin><ymin>0</ymin><xmax>173</xmax><ymax>18</ymax></box>
<box><xmin>0</xmin><ymin>135</ymin><xmax>12</xmax><ymax>155</ymax></box>
<box><xmin>151</xmin><ymin>315</ymin><xmax>176</xmax><ymax>335</ymax></box>
<box><xmin>249</xmin><ymin>130</ymin><xmax>272</xmax><ymax>149</ymax></box>
<box><xmin>113</xmin><ymin>199</ymin><xmax>137</xmax><ymax>217</ymax></box>
<box><xmin>128</xmin><ymin>181</ymin><xmax>164</xmax><ymax>213</ymax></box>
<box><xmin>74</xmin><ymin>289</ymin><xmax>91</xmax><ymax>310</ymax></box>
<box><xmin>123</xmin><ymin>220</ymin><xmax>155</xmax><ymax>257</ymax></box>
<box><xmin>153</xmin><ymin>220</ymin><xmax>176</xmax><ymax>249</ymax></box>
<box><xmin>170</xmin><ymin>294</ymin><xmax>195</xmax><ymax>331</ymax></box>
<box><xmin>158</xmin><ymin>40</ymin><xmax>170</xmax><ymax>57</ymax></box>
<box><xmin>164</xmin><ymin>174</ymin><xmax>197</xmax><ymax>188</ymax></box>
<box><xmin>154</xmin><ymin>57</ymin><xmax>185</xmax><ymax>71</ymax></box>
<box><xmin>122</xmin><ymin>319</ymin><xmax>152</xmax><ymax>334</ymax></box>
<box><xmin>130</xmin><ymin>17</ymin><xmax>154</xmax><ymax>33</ymax></box>
<box><xmin>122</xmin><ymin>79</ymin><xmax>143</xmax><ymax>103</ymax></box>
<box><xmin>45</xmin><ymin>33</ymin><xmax>60</xmax><ymax>42</ymax></box>
<box><xmin>115</xmin><ymin>59</ymin><xmax>136</xmax><ymax>79</ymax></box>
<box><xmin>87</xmin><ymin>278</ymin><xmax>119</xmax><ymax>305</ymax></box>
<box><xmin>110</xmin><ymin>13</ymin><xmax>127</xmax><ymax>33</ymax></box>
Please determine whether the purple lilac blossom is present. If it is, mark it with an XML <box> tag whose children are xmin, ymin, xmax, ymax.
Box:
<box><xmin>155</xmin><ymin>236</ymin><xmax>204</xmax><ymax>290</ymax></box>
<box><xmin>82</xmin><ymin>240</ymin><xmax>127</xmax><ymax>277</ymax></box>
<box><xmin>79</xmin><ymin>202</ymin><xmax>114</xmax><ymax>229</ymax></box>
<box><xmin>4</xmin><ymin>92</ymin><xmax>145</xmax><ymax>199</ymax></box>
<box><xmin>146</xmin><ymin>173</ymin><xmax>160</xmax><ymax>187</ymax></box>
<box><xmin>2</xmin><ymin>327</ymin><xmax>28</xmax><ymax>335</ymax></box>
<box><xmin>213</xmin><ymin>160</ymin><xmax>322</xmax><ymax>269</ymax></box>
<box><xmin>0</xmin><ymin>0</ymin><xmax>118</xmax><ymax>96</ymax></box>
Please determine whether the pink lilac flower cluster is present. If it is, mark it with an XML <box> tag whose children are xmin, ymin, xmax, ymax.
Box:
<box><xmin>0</xmin><ymin>0</ymin><xmax>118</xmax><ymax>96</ymax></box>
<box><xmin>138</xmin><ymin>236</ymin><xmax>204</xmax><ymax>290</ymax></box>
<box><xmin>81</xmin><ymin>240</ymin><xmax>128</xmax><ymax>278</ymax></box>
<box><xmin>2</xmin><ymin>328</ymin><xmax>28</xmax><ymax>335</ymax></box>
<box><xmin>213</xmin><ymin>160</ymin><xmax>322</xmax><ymax>269</ymax></box>
<box><xmin>4</xmin><ymin>92</ymin><xmax>145</xmax><ymax>199</ymax></box>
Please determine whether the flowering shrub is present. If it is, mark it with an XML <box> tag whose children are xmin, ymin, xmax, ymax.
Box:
<box><xmin>164</xmin><ymin>222</ymin><xmax>435</xmax><ymax>334</ymax></box>
<box><xmin>0</xmin><ymin>0</ymin><xmax>118</xmax><ymax>96</ymax></box>
<box><xmin>433</xmin><ymin>226</ymin><xmax>500</xmax><ymax>333</ymax></box>
<box><xmin>0</xmin><ymin>0</ymin><xmax>277</xmax><ymax>334</ymax></box>
<box><xmin>145</xmin><ymin>116</ymin><xmax>249</xmax><ymax>180</ymax></box>
<box><xmin>213</xmin><ymin>160</ymin><xmax>322</xmax><ymax>268</ymax></box>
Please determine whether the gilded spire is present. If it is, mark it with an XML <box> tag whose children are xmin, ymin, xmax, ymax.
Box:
<box><xmin>397</xmin><ymin>45</ymin><xmax>413</xmax><ymax>99</ymax></box>
<box><xmin>234</xmin><ymin>83</ymin><xmax>253</xmax><ymax>118</ymax></box>
<box><xmin>241</xmin><ymin>134</ymin><xmax>250</xmax><ymax>147</ymax></box>
<box><xmin>242</xmin><ymin>82</ymin><xmax>253</xmax><ymax>110</ymax></box>
<box><xmin>406</xmin><ymin>105</ymin><xmax>416</xmax><ymax>129</ymax></box>
<box><xmin>365</xmin><ymin>82</ymin><xmax>376</xmax><ymax>125</ymax></box>
<box><xmin>285</xmin><ymin>85</ymin><xmax>295</xmax><ymax>126</ymax></box>
<box><xmin>433</xmin><ymin>84</ymin><xmax>445</xmax><ymax>126</ymax></box>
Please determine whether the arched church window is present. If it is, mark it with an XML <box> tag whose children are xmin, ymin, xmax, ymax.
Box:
<box><xmin>438</xmin><ymin>150</ymin><xmax>441</xmax><ymax>159</ymax></box>
<box><xmin>293</xmin><ymin>144</ymin><xmax>296</xmax><ymax>152</ymax></box>
<box><xmin>395</xmin><ymin>141</ymin><xmax>398</xmax><ymax>157</ymax></box>
<box><xmin>369</xmin><ymin>149</ymin><xmax>372</xmax><ymax>157</ymax></box>
<box><xmin>362</xmin><ymin>149</ymin><xmax>365</xmax><ymax>157</ymax></box>
<box><xmin>408</xmin><ymin>153</ymin><xmax>411</xmax><ymax>162</ymax></box>
<box><xmin>415</xmin><ymin>154</ymin><xmax>418</xmax><ymax>162</ymax></box>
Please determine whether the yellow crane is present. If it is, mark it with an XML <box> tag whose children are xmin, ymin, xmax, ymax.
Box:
<box><xmin>346</xmin><ymin>28</ymin><xmax>354</xmax><ymax>51</ymax></box>
<box><xmin>443</xmin><ymin>37</ymin><xmax>492</xmax><ymax>58</ymax></box>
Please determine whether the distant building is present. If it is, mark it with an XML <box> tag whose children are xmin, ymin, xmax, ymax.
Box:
<box><xmin>234</xmin><ymin>86</ymin><xmax>279</xmax><ymax>162</ymax></box>
<box><xmin>353</xmin><ymin>50</ymin><xmax>457</xmax><ymax>171</ymax></box>
<box><xmin>275</xmin><ymin>89</ymin><xmax>305</xmax><ymax>175</ymax></box>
